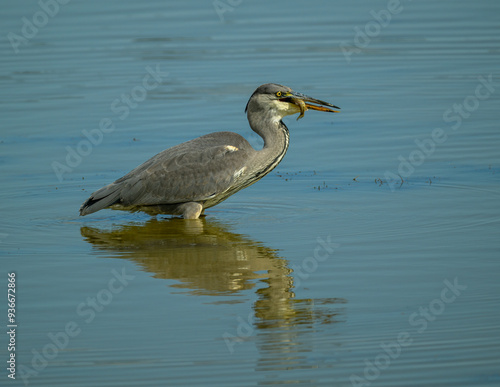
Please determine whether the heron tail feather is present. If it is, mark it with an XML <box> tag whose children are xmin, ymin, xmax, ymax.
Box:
<box><xmin>79</xmin><ymin>183</ymin><xmax>122</xmax><ymax>216</ymax></box>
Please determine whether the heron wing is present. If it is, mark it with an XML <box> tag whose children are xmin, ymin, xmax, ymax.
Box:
<box><xmin>79</xmin><ymin>132</ymin><xmax>254</xmax><ymax>215</ymax></box>
<box><xmin>118</xmin><ymin>142</ymin><xmax>249</xmax><ymax>206</ymax></box>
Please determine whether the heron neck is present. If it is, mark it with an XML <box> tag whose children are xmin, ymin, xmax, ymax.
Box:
<box><xmin>248</xmin><ymin>110</ymin><xmax>290</xmax><ymax>154</ymax></box>
<box><xmin>245</xmin><ymin>110</ymin><xmax>290</xmax><ymax>181</ymax></box>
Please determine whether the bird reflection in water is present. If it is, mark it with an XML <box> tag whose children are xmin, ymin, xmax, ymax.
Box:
<box><xmin>81</xmin><ymin>217</ymin><xmax>289</xmax><ymax>295</ymax></box>
<box><xmin>81</xmin><ymin>218</ymin><xmax>347</xmax><ymax>372</ymax></box>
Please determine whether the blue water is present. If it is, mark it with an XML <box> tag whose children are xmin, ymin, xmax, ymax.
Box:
<box><xmin>1</xmin><ymin>0</ymin><xmax>499</xmax><ymax>386</ymax></box>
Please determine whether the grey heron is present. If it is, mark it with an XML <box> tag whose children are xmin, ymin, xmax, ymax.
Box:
<box><xmin>79</xmin><ymin>83</ymin><xmax>340</xmax><ymax>219</ymax></box>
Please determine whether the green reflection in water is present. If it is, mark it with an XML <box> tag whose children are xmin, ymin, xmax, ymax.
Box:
<box><xmin>81</xmin><ymin>218</ymin><xmax>346</xmax><ymax>375</ymax></box>
<box><xmin>81</xmin><ymin>218</ymin><xmax>287</xmax><ymax>296</ymax></box>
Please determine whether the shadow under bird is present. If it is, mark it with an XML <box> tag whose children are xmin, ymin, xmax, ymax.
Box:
<box><xmin>79</xmin><ymin>83</ymin><xmax>340</xmax><ymax>219</ymax></box>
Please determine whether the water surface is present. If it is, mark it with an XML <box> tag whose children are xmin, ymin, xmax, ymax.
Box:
<box><xmin>1</xmin><ymin>0</ymin><xmax>499</xmax><ymax>386</ymax></box>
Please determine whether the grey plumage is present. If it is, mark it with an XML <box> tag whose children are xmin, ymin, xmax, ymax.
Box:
<box><xmin>79</xmin><ymin>83</ymin><xmax>339</xmax><ymax>219</ymax></box>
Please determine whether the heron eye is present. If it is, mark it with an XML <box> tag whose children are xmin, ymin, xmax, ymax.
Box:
<box><xmin>276</xmin><ymin>91</ymin><xmax>282</xmax><ymax>97</ymax></box>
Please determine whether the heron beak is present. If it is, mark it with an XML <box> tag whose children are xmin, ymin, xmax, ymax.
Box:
<box><xmin>292</xmin><ymin>91</ymin><xmax>340</xmax><ymax>112</ymax></box>
<box><xmin>280</xmin><ymin>91</ymin><xmax>340</xmax><ymax>120</ymax></box>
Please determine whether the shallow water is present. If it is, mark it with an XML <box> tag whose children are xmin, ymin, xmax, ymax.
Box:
<box><xmin>1</xmin><ymin>0</ymin><xmax>500</xmax><ymax>386</ymax></box>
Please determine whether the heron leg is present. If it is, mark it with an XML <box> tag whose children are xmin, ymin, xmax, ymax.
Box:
<box><xmin>178</xmin><ymin>202</ymin><xmax>203</xmax><ymax>219</ymax></box>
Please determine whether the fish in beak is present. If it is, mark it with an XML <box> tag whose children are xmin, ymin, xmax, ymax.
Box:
<box><xmin>280</xmin><ymin>91</ymin><xmax>341</xmax><ymax>120</ymax></box>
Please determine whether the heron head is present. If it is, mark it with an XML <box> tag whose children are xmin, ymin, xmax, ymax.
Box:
<box><xmin>245</xmin><ymin>83</ymin><xmax>340</xmax><ymax>121</ymax></box>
